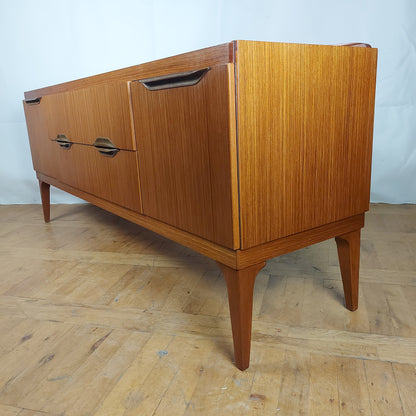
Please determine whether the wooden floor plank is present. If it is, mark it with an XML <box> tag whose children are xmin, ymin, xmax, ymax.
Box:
<box><xmin>392</xmin><ymin>363</ymin><xmax>416</xmax><ymax>416</ymax></box>
<box><xmin>0</xmin><ymin>317</ymin><xmax>29</xmax><ymax>355</ymax></box>
<box><xmin>276</xmin><ymin>350</ymin><xmax>311</xmax><ymax>415</ymax></box>
<box><xmin>181</xmin><ymin>269</ymin><xmax>228</xmax><ymax>317</ymax></box>
<box><xmin>150</xmin><ymin>337</ymin><xmax>216</xmax><ymax>416</ymax></box>
<box><xmin>308</xmin><ymin>354</ymin><xmax>339</xmax><ymax>416</ymax></box>
<box><xmin>93</xmin><ymin>333</ymin><xmax>173</xmax><ymax>416</ymax></box>
<box><xmin>40</xmin><ymin>329</ymin><xmax>141</xmax><ymax>416</ymax></box>
<box><xmin>337</xmin><ymin>357</ymin><xmax>371</xmax><ymax>416</ymax></box>
<box><xmin>0</xmin><ymin>404</ymin><xmax>22</xmax><ymax>416</ymax></box>
<box><xmin>16</xmin><ymin>411</ymin><xmax>46</xmax><ymax>416</ymax></box>
<box><xmin>0</xmin><ymin>320</ymin><xmax>72</xmax><ymax>395</ymax></box>
<box><xmin>365</xmin><ymin>360</ymin><xmax>404</xmax><ymax>416</ymax></box>
<box><xmin>246</xmin><ymin>346</ymin><xmax>285</xmax><ymax>415</ymax></box>
<box><xmin>183</xmin><ymin>344</ymin><xmax>255</xmax><ymax>416</ymax></box>
<box><xmin>18</xmin><ymin>325</ymin><xmax>122</xmax><ymax>410</ymax></box>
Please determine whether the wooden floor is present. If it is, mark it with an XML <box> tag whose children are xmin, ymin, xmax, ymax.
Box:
<box><xmin>0</xmin><ymin>203</ymin><xmax>415</xmax><ymax>416</ymax></box>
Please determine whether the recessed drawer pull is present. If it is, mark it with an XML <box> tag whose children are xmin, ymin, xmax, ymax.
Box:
<box><xmin>139</xmin><ymin>68</ymin><xmax>210</xmax><ymax>91</ymax></box>
<box><xmin>25</xmin><ymin>97</ymin><xmax>42</xmax><ymax>105</ymax></box>
<box><xmin>55</xmin><ymin>134</ymin><xmax>72</xmax><ymax>149</ymax></box>
<box><xmin>93</xmin><ymin>137</ymin><xmax>120</xmax><ymax>157</ymax></box>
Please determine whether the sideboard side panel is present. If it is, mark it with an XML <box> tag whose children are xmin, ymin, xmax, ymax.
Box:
<box><xmin>236</xmin><ymin>41</ymin><xmax>377</xmax><ymax>248</ymax></box>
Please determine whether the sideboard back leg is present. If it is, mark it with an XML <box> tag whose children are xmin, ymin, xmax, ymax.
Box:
<box><xmin>39</xmin><ymin>180</ymin><xmax>51</xmax><ymax>223</ymax></box>
<box><xmin>217</xmin><ymin>261</ymin><xmax>266</xmax><ymax>370</ymax></box>
<box><xmin>335</xmin><ymin>229</ymin><xmax>361</xmax><ymax>311</ymax></box>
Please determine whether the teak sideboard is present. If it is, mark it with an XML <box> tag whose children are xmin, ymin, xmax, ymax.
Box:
<box><xmin>23</xmin><ymin>40</ymin><xmax>378</xmax><ymax>370</ymax></box>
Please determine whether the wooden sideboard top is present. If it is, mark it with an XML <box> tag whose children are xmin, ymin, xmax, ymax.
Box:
<box><xmin>24</xmin><ymin>40</ymin><xmax>376</xmax><ymax>101</ymax></box>
<box><xmin>24</xmin><ymin>42</ymin><xmax>234</xmax><ymax>101</ymax></box>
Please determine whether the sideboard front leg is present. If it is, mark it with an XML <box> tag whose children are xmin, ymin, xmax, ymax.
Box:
<box><xmin>335</xmin><ymin>229</ymin><xmax>361</xmax><ymax>311</ymax></box>
<box><xmin>217</xmin><ymin>261</ymin><xmax>266</xmax><ymax>371</ymax></box>
<box><xmin>39</xmin><ymin>180</ymin><xmax>51</xmax><ymax>223</ymax></box>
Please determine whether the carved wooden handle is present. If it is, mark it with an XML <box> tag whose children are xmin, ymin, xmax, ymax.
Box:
<box><xmin>139</xmin><ymin>68</ymin><xmax>210</xmax><ymax>91</ymax></box>
<box><xmin>55</xmin><ymin>134</ymin><xmax>72</xmax><ymax>149</ymax></box>
<box><xmin>93</xmin><ymin>137</ymin><xmax>120</xmax><ymax>157</ymax></box>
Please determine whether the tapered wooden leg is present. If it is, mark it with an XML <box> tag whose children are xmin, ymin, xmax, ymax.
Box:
<box><xmin>335</xmin><ymin>229</ymin><xmax>361</xmax><ymax>311</ymax></box>
<box><xmin>39</xmin><ymin>180</ymin><xmax>50</xmax><ymax>223</ymax></box>
<box><xmin>217</xmin><ymin>261</ymin><xmax>266</xmax><ymax>371</ymax></box>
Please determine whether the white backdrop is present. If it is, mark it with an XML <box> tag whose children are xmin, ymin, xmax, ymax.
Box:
<box><xmin>0</xmin><ymin>0</ymin><xmax>415</xmax><ymax>204</ymax></box>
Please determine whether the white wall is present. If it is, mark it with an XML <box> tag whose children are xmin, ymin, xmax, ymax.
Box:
<box><xmin>0</xmin><ymin>0</ymin><xmax>415</xmax><ymax>204</ymax></box>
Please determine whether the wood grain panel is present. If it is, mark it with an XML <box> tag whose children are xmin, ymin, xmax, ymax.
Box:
<box><xmin>24</xmin><ymin>43</ymin><xmax>234</xmax><ymax>101</ymax></box>
<box><xmin>35</xmin><ymin>143</ymin><xmax>141</xmax><ymax>212</ymax></box>
<box><xmin>235</xmin><ymin>41</ymin><xmax>377</xmax><ymax>248</ymax></box>
<box><xmin>23</xmin><ymin>101</ymin><xmax>60</xmax><ymax>177</ymax></box>
<box><xmin>131</xmin><ymin>64</ymin><xmax>239</xmax><ymax>249</ymax></box>
<box><xmin>39</xmin><ymin>81</ymin><xmax>135</xmax><ymax>150</ymax></box>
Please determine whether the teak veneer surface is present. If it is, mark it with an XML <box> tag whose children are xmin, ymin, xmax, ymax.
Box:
<box><xmin>236</xmin><ymin>41</ymin><xmax>377</xmax><ymax>248</ymax></box>
<box><xmin>131</xmin><ymin>64</ymin><xmax>239</xmax><ymax>249</ymax></box>
<box><xmin>40</xmin><ymin>81</ymin><xmax>136</xmax><ymax>150</ymax></box>
<box><xmin>51</xmin><ymin>145</ymin><xmax>141</xmax><ymax>213</ymax></box>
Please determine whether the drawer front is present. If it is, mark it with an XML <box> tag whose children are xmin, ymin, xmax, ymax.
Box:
<box><xmin>24</xmin><ymin>100</ymin><xmax>141</xmax><ymax>212</ymax></box>
<box><xmin>56</xmin><ymin>143</ymin><xmax>141</xmax><ymax>212</ymax></box>
<box><xmin>130</xmin><ymin>64</ymin><xmax>239</xmax><ymax>249</ymax></box>
<box><xmin>39</xmin><ymin>81</ymin><xmax>135</xmax><ymax>150</ymax></box>
<box><xmin>24</xmin><ymin>100</ymin><xmax>57</xmax><ymax>175</ymax></box>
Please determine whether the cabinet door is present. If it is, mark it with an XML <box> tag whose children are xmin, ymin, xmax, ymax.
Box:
<box><xmin>130</xmin><ymin>64</ymin><xmax>239</xmax><ymax>249</ymax></box>
<box><xmin>40</xmin><ymin>81</ymin><xmax>135</xmax><ymax>150</ymax></box>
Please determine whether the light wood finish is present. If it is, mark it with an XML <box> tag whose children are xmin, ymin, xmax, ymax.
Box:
<box><xmin>23</xmin><ymin>101</ymin><xmax>57</xmax><ymax>175</ymax></box>
<box><xmin>131</xmin><ymin>64</ymin><xmax>239</xmax><ymax>248</ymax></box>
<box><xmin>23</xmin><ymin>41</ymin><xmax>378</xmax><ymax>369</ymax></box>
<box><xmin>217</xmin><ymin>261</ymin><xmax>266</xmax><ymax>370</ymax></box>
<box><xmin>41</xmin><ymin>81</ymin><xmax>135</xmax><ymax>150</ymax></box>
<box><xmin>0</xmin><ymin>203</ymin><xmax>415</xmax><ymax>415</ymax></box>
<box><xmin>235</xmin><ymin>41</ymin><xmax>377</xmax><ymax>248</ymax></box>
<box><xmin>336</xmin><ymin>229</ymin><xmax>361</xmax><ymax>311</ymax></box>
